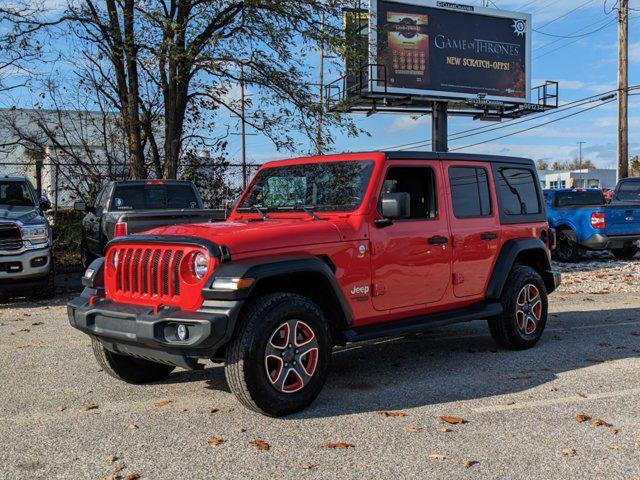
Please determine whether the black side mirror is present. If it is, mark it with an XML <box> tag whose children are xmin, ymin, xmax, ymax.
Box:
<box><xmin>376</xmin><ymin>192</ymin><xmax>411</xmax><ymax>227</ymax></box>
<box><xmin>74</xmin><ymin>201</ymin><xmax>88</xmax><ymax>212</ymax></box>
<box><xmin>40</xmin><ymin>195</ymin><xmax>52</xmax><ymax>212</ymax></box>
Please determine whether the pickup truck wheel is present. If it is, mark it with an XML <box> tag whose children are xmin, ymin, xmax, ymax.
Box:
<box><xmin>225</xmin><ymin>293</ymin><xmax>331</xmax><ymax>417</ymax></box>
<box><xmin>33</xmin><ymin>260</ymin><xmax>55</xmax><ymax>300</ymax></box>
<box><xmin>488</xmin><ymin>266</ymin><xmax>548</xmax><ymax>351</ymax></box>
<box><xmin>554</xmin><ymin>229</ymin><xmax>583</xmax><ymax>263</ymax></box>
<box><xmin>91</xmin><ymin>338</ymin><xmax>175</xmax><ymax>384</ymax></box>
<box><xmin>81</xmin><ymin>238</ymin><xmax>95</xmax><ymax>270</ymax></box>
<box><xmin>611</xmin><ymin>245</ymin><xmax>638</xmax><ymax>260</ymax></box>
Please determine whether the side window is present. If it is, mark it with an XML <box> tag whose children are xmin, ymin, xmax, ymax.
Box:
<box><xmin>449</xmin><ymin>166</ymin><xmax>491</xmax><ymax>218</ymax></box>
<box><xmin>379</xmin><ymin>166</ymin><xmax>437</xmax><ymax>220</ymax></box>
<box><xmin>496</xmin><ymin>168</ymin><xmax>541</xmax><ymax>215</ymax></box>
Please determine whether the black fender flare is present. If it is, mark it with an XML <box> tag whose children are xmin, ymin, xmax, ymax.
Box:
<box><xmin>201</xmin><ymin>254</ymin><xmax>354</xmax><ymax>326</ymax></box>
<box><xmin>486</xmin><ymin>238</ymin><xmax>555</xmax><ymax>300</ymax></box>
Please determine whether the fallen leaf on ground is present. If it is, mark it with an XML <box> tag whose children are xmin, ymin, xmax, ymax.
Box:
<box><xmin>250</xmin><ymin>439</ymin><xmax>270</xmax><ymax>451</ymax></box>
<box><xmin>561</xmin><ymin>448</ymin><xmax>576</xmax><ymax>457</ymax></box>
<box><xmin>506</xmin><ymin>399</ymin><xmax>515</xmax><ymax>405</ymax></box>
<box><xmin>438</xmin><ymin>416</ymin><xmax>466</xmax><ymax>424</ymax></box>
<box><xmin>609</xmin><ymin>445</ymin><xmax>621</xmax><ymax>450</ymax></box>
<box><xmin>378</xmin><ymin>411</ymin><xmax>406</xmax><ymax>417</ymax></box>
<box><xmin>235</xmin><ymin>427</ymin><xmax>246</xmax><ymax>433</ymax></box>
<box><xmin>83</xmin><ymin>403</ymin><xmax>98</xmax><ymax>411</ymax></box>
<box><xmin>323</xmin><ymin>443</ymin><xmax>354</xmax><ymax>449</ymax></box>
<box><xmin>113</xmin><ymin>463</ymin><xmax>126</xmax><ymax>473</ymax></box>
<box><xmin>548</xmin><ymin>386</ymin><xmax>558</xmax><ymax>392</ymax></box>
<box><xmin>405</xmin><ymin>427</ymin><xmax>422</xmax><ymax>433</ymax></box>
<box><xmin>127</xmin><ymin>424</ymin><xmax>139</xmax><ymax>430</ymax></box>
<box><xmin>209</xmin><ymin>408</ymin><xmax>219</xmax><ymax>414</ymax></box>
<box><xmin>575</xmin><ymin>414</ymin><xmax>591</xmax><ymax>423</ymax></box>
<box><xmin>590</xmin><ymin>418</ymin><xmax>611</xmax><ymax>427</ymax></box>
<box><xmin>31</xmin><ymin>322</ymin><xmax>44</xmax><ymax>326</ymax></box>
<box><xmin>57</xmin><ymin>406</ymin><xmax>66</xmax><ymax>412</ymax></box>
<box><xmin>510</xmin><ymin>375</ymin><xmax>531</xmax><ymax>380</ymax></box>
<box><xmin>105</xmin><ymin>454</ymin><xmax>118</xmax><ymax>462</ymax></box>
<box><xmin>207</xmin><ymin>436</ymin><xmax>224</xmax><ymax>445</ymax></box>
<box><xmin>577</xmin><ymin>393</ymin><xmax>588</xmax><ymax>398</ymax></box>
<box><xmin>463</xmin><ymin>460</ymin><xmax>479</xmax><ymax>468</ymax></box>
<box><xmin>124</xmin><ymin>474</ymin><xmax>141</xmax><ymax>480</ymax></box>
<box><xmin>15</xmin><ymin>344</ymin><xmax>31</xmax><ymax>349</ymax></box>
<box><xmin>18</xmin><ymin>328</ymin><xmax>30</xmax><ymax>332</ymax></box>
<box><xmin>302</xmin><ymin>463</ymin><xmax>318</xmax><ymax>470</ymax></box>
<box><xmin>428</xmin><ymin>453</ymin><xmax>447</xmax><ymax>461</ymax></box>
<box><xmin>441</xmin><ymin>427</ymin><xmax>452</xmax><ymax>433</ymax></box>
<box><xmin>153</xmin><ymin>400</ymin><xmax>172</xmax><ymax>408</ymax></box>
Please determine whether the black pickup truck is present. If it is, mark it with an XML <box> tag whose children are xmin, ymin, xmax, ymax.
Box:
<box><xmin>75</xmin><ymin>180</ymin><xmax>225</xmax><ymax>268</ymax></box>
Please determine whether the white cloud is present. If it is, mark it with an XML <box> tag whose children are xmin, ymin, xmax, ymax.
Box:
<box><xmin>388</xmin><ymin>115</ymin><xmax>429</xmax><ymax>133</ymax></box>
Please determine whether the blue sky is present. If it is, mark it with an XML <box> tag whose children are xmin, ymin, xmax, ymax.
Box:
<box><xmin>235</xmin><ymin>0</ymin><xmax>640</xmax><ymax>169</ymax></box>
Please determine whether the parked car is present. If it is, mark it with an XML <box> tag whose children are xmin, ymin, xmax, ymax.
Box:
<box><xmin>611</xmin><ymin>177</ymin><xmax>640</xmax><ymax>204</ymax></box>
<box><xmin>75</xmin><ymin>180</ymin><xmax>226</xmax><ymax>268</ymax></box>
<box><xmin>544</xmin><ymin>188</ymin><xmax>640</xmax><ymax>261</ymax></box>
<box><xmin>68</xmin><ymin>152</ymin><xmax>560</xmax><ymax>416</ymax></box>
<box><xmin>0</xmin><ymin>176</ymin><xmax>54</xmax><ymax>298</ymax></box>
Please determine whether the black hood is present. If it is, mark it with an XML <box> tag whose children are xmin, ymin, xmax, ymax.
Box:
<box><xmin>0</xmin><ymin>206</ymin><xmax>47</xmax><ymax>225</ymax></box>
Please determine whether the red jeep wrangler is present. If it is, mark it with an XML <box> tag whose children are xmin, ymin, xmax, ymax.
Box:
<box><xmin>68</xmin><ymin>152</ymin><xmax>560</xmax><ymax>416</ymax></box>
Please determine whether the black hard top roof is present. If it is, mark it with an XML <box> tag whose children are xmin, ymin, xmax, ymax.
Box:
<box><xmin>383</xmin><ymin>151</ymin><xmax>534</xmax><ymax>166</ymax></box>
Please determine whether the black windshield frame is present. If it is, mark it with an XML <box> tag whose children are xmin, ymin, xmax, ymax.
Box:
<box><xmin>237</xmin><ymin>160</ymin><xmax>375</xmax><ymax>213</ymax></box>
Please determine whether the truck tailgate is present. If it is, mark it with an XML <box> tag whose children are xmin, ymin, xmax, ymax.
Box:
<box><xmin>121</xmin><ymin>209</ymin><xmax>226</xmax><ymax>235</ymax></box>
<box><xmin>605</xmin><ymin>204</ymin><xmax>640</xmax><ymax>236</ymax></box>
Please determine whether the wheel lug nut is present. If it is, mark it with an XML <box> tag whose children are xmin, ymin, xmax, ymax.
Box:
<box><xmin>295</xmin><ymin>349</ymin><xmax>299</xmax><ymax>354</ymax></box>
<box><xmin>293</xmin><ymin>361</ymin><xmax>297</xmax><ymax>365</ymax></box>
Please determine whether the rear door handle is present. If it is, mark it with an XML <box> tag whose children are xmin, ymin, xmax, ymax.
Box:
<box><xmin>428</xmin><ymin>236</ymin><xmax>449</xmax><ymax>245</ymax></box>
<box><xmin>480</xmin><ymin>232</ymin><xmax>499</xmax><ymax>240</ymax></box>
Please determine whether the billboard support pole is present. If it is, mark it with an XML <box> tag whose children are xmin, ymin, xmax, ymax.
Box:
<box><xmin>432</xmin><ymin>101</ymin><xmax>448</xmax><ymax>152</ymax></box>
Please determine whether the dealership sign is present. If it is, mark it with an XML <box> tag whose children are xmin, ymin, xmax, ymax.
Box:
<box><xmin>369</xmin><ymin>0</ymin><xmax>532</xmax><ymax>103</ymax></box>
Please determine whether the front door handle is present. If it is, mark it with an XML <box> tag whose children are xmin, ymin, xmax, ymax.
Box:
<box><xmin>428</xmin><ymin>236</ymin><xmax>449</xmax><ymax>245</ymax></box>
<box><xmin>480</xmin><ymin>232</ymin><xmax>499</xmax><ymax>240</ymax></box>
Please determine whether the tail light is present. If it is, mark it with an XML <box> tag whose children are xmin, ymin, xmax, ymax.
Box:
<box><xmin>114</xmin><ymin>222</ymin><xmax>128</xmax><ymax>238</ymax></box>
<box><xmin>590</xmin><ymin>212</ymin><xmax>606</xmax><ymax>229</ymax></box>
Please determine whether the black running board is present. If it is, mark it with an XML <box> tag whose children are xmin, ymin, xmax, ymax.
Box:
<box><xmin>343</xmin><ymin>302</ymin><xmax>502</xmax><ymax>343</ymax></box>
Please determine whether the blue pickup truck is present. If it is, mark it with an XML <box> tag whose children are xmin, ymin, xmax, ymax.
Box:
<box><xmin>544</xmin><ymin>189</ymin><xmax>640</xmax><ymax>262</ymax></box>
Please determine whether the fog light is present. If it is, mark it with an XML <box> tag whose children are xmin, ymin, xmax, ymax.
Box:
<box><xmin>177</xmin><ymin>324</ymin><xmax>188</xmax><ymax>341</ymax></box>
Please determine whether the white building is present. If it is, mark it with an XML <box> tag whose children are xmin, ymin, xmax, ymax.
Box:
<box><xmin>537</xmin><ymin>168</ymin><xmax>617</xmax><ymax>190</ymax></box>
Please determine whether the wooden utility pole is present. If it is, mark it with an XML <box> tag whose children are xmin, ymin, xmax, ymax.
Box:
<box><xmin>240</xmin><ymin>66</ymin><xmax>247</xmax><ymax>189</ymax></box>
<box><xmin>317</xmin><ymin>11</ymin><xmax>325</xmax><ymax>155</ymax></box>
<box><xmin>577</xmin><ymin>141</ymin><xmax>586</xmax><ymax>169</ymax></box>
<box><xmin>618</xmin><ymin>0</ymin><xmax>629</xmax><ymax>180</ymax></box>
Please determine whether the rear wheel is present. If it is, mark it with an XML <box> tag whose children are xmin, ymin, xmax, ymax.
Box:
<box><xmin>488</xmin><ymin>266</ymin><xmax>548</xmax><ymax>350</ymax></box>
<box><xmin>33</xmin><ymin>259</ymin><xmax>55</xmax><ymax>300</ymax></box>
<box><xmin>225</xmin><ymin>293</ymin><xmax>331</xmax><ymax>417</ymax></box>
<box><xmin>553</xmin><ymin>228</ymin><xmax>583</xmax><ymax>262</ymax></box>
<box><xmin>92</xmin><ymin>338</ymin><xmax>175</xmax><ymax>384</ymax></box>
<box><xmin>611</xmin><ymin>245</ymin><xmax>638</xmax><ymax>260</ymax></box>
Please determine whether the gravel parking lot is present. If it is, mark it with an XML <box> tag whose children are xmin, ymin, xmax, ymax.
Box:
<box><xmin>1</xmin><ymin>258</ymin><xmax>639</xmax><ymax>480</ymax></box>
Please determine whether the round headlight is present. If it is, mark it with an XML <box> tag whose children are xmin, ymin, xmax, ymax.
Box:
<box><xmin>193</xmin><ymin>252</ymin><xmax>209</xmax><ymax>280</ymax></box>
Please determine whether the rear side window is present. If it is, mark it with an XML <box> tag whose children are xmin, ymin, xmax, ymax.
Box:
<box><xmin>449</xmin><ymin>167</ymin><xmax>491</xmax><ymax>218</ymax></box>
<box><xmin>495</xmin><ymin>168</ymin><xmax>541</xmax><ymax>216</ymax></box>
<box><xmin>615</xmin><ymin>181</ymin><xmax>640</xmax><ymax>202</ymax></box>
<box><xmin>111</xmin><ymin>185</ymin><xmax>200</xmax><ymax>210</ymax></box>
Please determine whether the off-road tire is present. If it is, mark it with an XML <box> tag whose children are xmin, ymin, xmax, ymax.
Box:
<box><xmin>611</xmin><ymin>245</ymin><xmax>639</xmax><ymax>260</ymax></box>
<box><xmin>553</xmin><ymin>228</ymin><xmax>583</xmax><ymax>263</ymax></box>
<box><xmin>92</xmin><ymin>338</ymin><xmax>175</xmax><ymax>384</ymax></box>
<box><xmin>225</xmin><ymin>293</ymin><xmax>332</xmax><ymax>417</ymax></box>
<box><xmin>34</xmin><ymin>261</ymin><xmax>55</xmax><ymax>300</ymax></box>
<box><xmin>488</xmin><ymin>265</ymin><xmax>548</xmax><ymax>351</ymax></box>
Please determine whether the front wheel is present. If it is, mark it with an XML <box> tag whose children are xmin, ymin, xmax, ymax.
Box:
<box><xmin>553</xmin><ymin>229</ymin><xmax>583</xmax><ymax>262</ymax></box>
<box><xmin>488</xmin><ymin>266</ymin><xmax>548</xmax><ymax>350</ymax></box>
<box><xmin>611</xmin><ymin>245</ymin><xmax>638</xmax><ymax>260</ymax></box>
<box><xmin>92</xmin><ymin>338</ymin><xmax>175</xmax><ymax>384</ymax></box>
<box><xmin>225</xmin><ymin>293</ymin><xmax>331</xmax><ymax>417</ymax></box>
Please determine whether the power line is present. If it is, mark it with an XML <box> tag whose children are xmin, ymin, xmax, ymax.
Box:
<box><xmin>533</xmin><ymin>18</ymin><xmax>617</xmax><ymax>59</ymax></box>
<box><xmin>533</xmin><ymin>16</ymin><xmax>616</xmax><ymax>38</ymax></box>
<box><xmin>536</xmin><ymin>0</ymin><xmax>598</xmax><ymax>30</ymax></box>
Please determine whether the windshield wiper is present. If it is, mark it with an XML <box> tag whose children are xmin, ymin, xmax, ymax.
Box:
<box><xmin>237</xmin><ymin>206</ymin><xmax>268</xmax><ymax>220</ymax></box>
<box><xmin>274</xmin><ymin>205</ymin><xmax>321</xmax><ymax>221</ymax></box>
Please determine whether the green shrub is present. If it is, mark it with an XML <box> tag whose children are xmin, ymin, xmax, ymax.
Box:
<box><xmin>52</xmin><ymin>210</ymin><xmax>84</xmax><ymax>273</ymax></box>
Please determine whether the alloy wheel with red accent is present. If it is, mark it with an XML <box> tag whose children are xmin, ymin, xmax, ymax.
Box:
<box><xmin>225</xmin><ymin>293</ymin><xmax>331</xmax><ymax>417</ymax></box>
<box><xmin>488</xmin><ymin>265</ymin><xmax>548</xmax><ymax>351</ymax></box>
<box><xmin>265</xmin><ymin>320</ymin><xmax>320</xmax><ymax>394</ymax></box>
<box><xmin>515</xmin><ymin>284</ymin><xmax>542</xmax><ymax>335</ymax></box>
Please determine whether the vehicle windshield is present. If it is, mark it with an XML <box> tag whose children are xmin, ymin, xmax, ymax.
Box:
<box><xmin>555</xmin><ymin>190</ymin><xmax>604</xmax><ymax>207</ymax></box>
<box><xmin>111</xmin><ymin>184</ymin><xmax>200</xmax><ymax>210</ymax></box>
<box><xmin>237</xmin><ymin>161</ymin><xmax>375</xmax><ymax>212</ymax></box>
<box><xmin>615</xmin><ymin>181</ymin><xmax>640</xmax><ymax>203</ymax></box>
<box><xmin>0</xmin><ymin>180</ymin><xmax>35</xmax><ymax>207</ymax></box>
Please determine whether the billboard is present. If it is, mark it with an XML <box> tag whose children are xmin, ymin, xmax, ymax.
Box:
<box><xmin>370</xmin><ymin>0</ymin><xmax>531</xmax><ymax>103</ymax></box>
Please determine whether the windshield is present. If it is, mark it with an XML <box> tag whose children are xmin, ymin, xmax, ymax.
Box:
<box><xmin>111</xmin><ymin>184</ymin><xmax>200</xmax><ymax>210</ymax></box>
<box><xmin>0</xmin><ymin>181</ymin><xmax>35</xmax><ymax>207</ymax></box>
<box><xmin>238</xmin><ymin>161</ymin><xmax>375</xmax><ymax>212</ymax></box>
<box><xmin>615</xmin><ymin>181</ymin><xmax>640</xmax><ymax>202</ymax></box>
<box><xmin>555</xmin><ymin>190</ymin><xmax>604</xmax><ymax>207</ymax></box>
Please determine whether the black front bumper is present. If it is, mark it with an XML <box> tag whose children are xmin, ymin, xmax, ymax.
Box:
<box><xmin>67</xmin><ymin>290</ymin><xmax>243</xmax><ymax>369</ymax></box>
<box><xmin>581</xmin><ymin>234</ymin><xmax>640</xmax><ymax>250</ymax></box>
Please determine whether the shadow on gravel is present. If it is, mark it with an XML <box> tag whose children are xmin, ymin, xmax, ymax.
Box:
<box><xmin>0</xmin><ymin>273</ymin><xmax>82</xmax><ymax>309</ymax></box>
<box><xmin>275</xmin><ymin>307</ymin><xmax>640</xmax><ymax>419</ymax></box>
